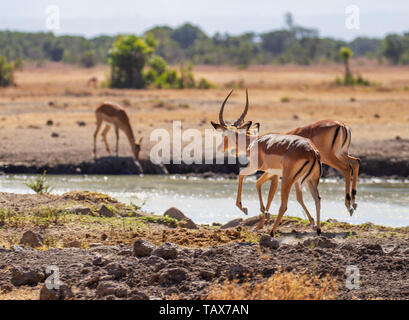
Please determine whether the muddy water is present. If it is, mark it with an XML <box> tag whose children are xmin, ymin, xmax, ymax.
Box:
<box><xmin>0</xmin><ymin>174</ymin><xmax>408</xmax><ymax>227</ymax></box>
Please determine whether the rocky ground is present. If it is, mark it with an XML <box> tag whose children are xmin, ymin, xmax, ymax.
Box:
<box><xmin>1</xmin><ymin>191</ymin><xmax>409</xmax><ymax>300</ymax></box>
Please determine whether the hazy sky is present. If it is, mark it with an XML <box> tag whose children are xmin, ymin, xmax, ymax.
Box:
<box><xmin>0</xmin><ymin>0</ymin><xmax>408</xmax><ymax>40</ymax></box>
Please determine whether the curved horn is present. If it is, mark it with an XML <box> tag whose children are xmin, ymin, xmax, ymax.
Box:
<box><xmin>233</xmin><ymin>88</ymin><xmax>249</xmax><ymax>127</ymax></box>
<box><xmin>219</xmin><ymin>90</ymin><xmax>233</xmax><ymax>126</ymax></box>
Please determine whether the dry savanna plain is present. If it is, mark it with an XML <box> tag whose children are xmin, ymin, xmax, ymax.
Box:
<box><xmin>1</xmin><ymin>61</ymin><xmax>409</xmax><ymax>301</ymax></box>
<box><xmin>0</xmin><ymin>60</ymin><xmax>408</xmax><ymax>169</ymax></box>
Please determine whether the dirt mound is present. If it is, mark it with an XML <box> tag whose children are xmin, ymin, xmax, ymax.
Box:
<box><xmin>1</xmin><ymin>236</ymin><xmax>409</xmax><ymax>300</ymax></box>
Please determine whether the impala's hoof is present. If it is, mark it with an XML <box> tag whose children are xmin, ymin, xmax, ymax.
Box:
<box><xmin>349</xmin><ymin>208</ymin><xmax>354</xmax><ymax>216</ymax></box>
<box><xmin>242</xmin><ymin>207</ymin><xmax>248</xmax><ymax>215</ymax></box>
<box><xmin>316</xmin><ymin>228</ymin><xmax>321</xmax><ymax>236</ymax></box>
<box><xmin>265</xmin><ymin>212</ymin><xmax>271</xmax><ymax>220</ymax></box>
<box><xmin>352</xmin><ymin>203</ymin><xmax>358</xmax><ymax>210</ymax></box>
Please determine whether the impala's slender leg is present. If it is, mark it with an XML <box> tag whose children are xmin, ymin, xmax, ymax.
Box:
<box><xmin>326</xmin><ymin>155</ymin><xmax>353</xmax><ymax>215</ymax></box>
<box><xmin>295</xmin><ymin>182</ymin><xmax>315</xmax><ymax>230</ymax></box>
<box><xmin>270</xmin><ymin>174</ymin><xmax>293</xmax><ymax>236</ymax></box>
<box><xmin>93</xmin><ymin>118</ymin><xmax>102</xmax><ymax>158</ymax></box>
<box><xmin>255</xmin><ymin>172</ymin><xmax>273</xmax><ymax>230</ymax></box>
<box><xmin>115</xmin><ymin>125</ymin><xmax>119</xmax><ymax>157</ymax></box>
<box><xmin>236</xmin><ymin>166</ymin><xmax>258</xmax><ymax>215</ymax></box>
<box><xmin>307</xmin><ymin>179</ymin><xmax>321</xmax><ymax>235</ymax></box>
<box><xmin>265</xmin><ymin>175</ymin><xmax>279</xmax><ymax>213</ymax></box>
<box><xmin>348</xmin><ymin>156</ymin><xmax>360</xmax><ymax>210</ymax></box>
<box><xmin>101</xmin><ymin>125</ymin><xmax>112</xmax><ymax>154</ymax></box>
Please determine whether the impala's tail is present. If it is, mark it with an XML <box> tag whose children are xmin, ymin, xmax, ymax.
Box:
<box><xmin>331</xmin><ymin>122</ymin><xmax>352</xmax><ymax>159</ymax></box>
<box><xmin>293</xmin><ymin>150</ymin><xmax>321</xmax><ymax>186</ymax></box>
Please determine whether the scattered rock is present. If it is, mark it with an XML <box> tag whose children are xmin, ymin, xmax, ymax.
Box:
<box><xmin>118</xmin><ymin>249</ymin><xmax>132</xmax><ymax>256</ymax></box>
<box><xmin>66</xmin><ymin>240</ymin><xmax>82</xmax><ymax>248</ymax></box>
<box><xmin>129</xmin><ymin>290</ymin><xmax>149</xmax><ymax>300</ymax></box>
<box><xmin>101</xmin><ymin>233</ymin><xmax>108</xmax><ymax>241</ymax></box>
<box><xmin>164</xmin><ymin>207</ymin><xmax>187</xmax><ymax>221</ymax></box>
<box><xmin>133</xmin><ymin>239</ymin><xmax>157</xmax><ymax>257</ymax></box>
<box><xmin>51</xmin><ymin>132</ymin><xmax>59</xmax><ymax>138</ymax></box>
<box><xmin>19</xmin><ymin>230</ymin><xmax>43</xmax><ymax>248</ymax></box>
<box><xmin>92</xmin><ymin>254</ymin><xmax>103</xmax><ymax>266</ymax></box>
<box><xmin>65</xmin><ymin>205</ymin><xmax>92</xmax><ymax>215</ymax></box>
<box><xmin>46</xmin><ymin>119</ymin><xmax>53</xmax><ymax>126</ymax></box>
<box><xmin>293</xmin><ymin>114</ymin><xmax>299</xmax><ymax>120</ymax></box>
<box><xmin>303</xmin><ymin>237</ymin><xmax>337</xmax><ymax>249</ymax></box>
<box><xmin>146</xmin><ymin>255</ymin><xmax>166</xmax><ymax>266</ymax></box>
<box><xmin>199</xmin><ymin>269</ymin><xmax>215</xmax><ymax>281</ymax></box>
<box><xmin>228</xmin><ymin>264</ymin><xmax>248</xmax><ymax>279</ymax></box>
<box><xmin>76</xmin><ymin>121</ymin><xmax>86</xmax><ymax>127</ymax></box>
<box><xmin>11</xmin><ymin>266</ymin><xmax>45</xmax><ymax>286</ymax></box>
<box><xmin>158</xmin><ymin>267</ymin><xmax>188</xmax><ymax>285</ymax></box>
<box><xmin>179</xmin><ymin>218</ymin><xmax>198</xmax><ymax>229</ymax></box>
<box><xmin>243</xmin><ymin>216</ymin><xmax>262</xmax><ymax>227</ymax></box>
<box><xmin>39</xmin><ymin>282</ymin><xmax>74</xmax><ymax>300</ymax></box>
<box><xmin>259</xmin><ymin>235</ymin><xmax>280</xmax><ymax>249</ymax></box>
<box><xmin>152</xmin><ymin>242</ymin><xmax>179</xmax><ymax>260</ymax></box>
<box><xmin>221</xmin><ymin>218</ymin><xmax>243</xmax><ymax>229</ymax></box>
<box><xmin>105</xmin><ymin>262</ymin><xmax>127</xmax><ymax>279</ymax></box>
<box><xmin>374</xmin><ymin>114</ymin><xmax>380</xmax><ymax>119</ymax></box>
<box><xmin>96</xmin><ymin>281</ymin><xmax>130</xmax><ymax>298</ymax></box>
<box><xmin>98</xmin><ymin>204</ymin><xmax>116</xmax><ymax>217</ymax></box>
<box><xmin>362</xmin><ymin>243</ymin><xmax>383</xmax><ymax>254</ymax></box>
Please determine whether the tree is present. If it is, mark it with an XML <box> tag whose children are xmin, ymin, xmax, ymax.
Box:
<box><xmin>108</xmin><ymin>34</ymin><xmax>156</xmax><ymax>89</ymax></box>
<box><xmin>340</xmin><ymin>46</ymin><xmax>353</xmax><ymax>83</ymax></box>
<box><xmin>382</xmin><ymin>34</ymin><xmax>408</xmax><ymax>64</ymax></box>
<box><xmin>171</xmin><ymin>23</ymin><xmax>207</xmax><ymax>49</ymax></box>
<box><xmin>0</xmin><ymin>56</ymin><xmax>15</xmax><ymax>87</ymax></box>
<box><xmin>80</xmin><ymin>49</ymin><xmax>97</xmax><ymax>68</ymax></box>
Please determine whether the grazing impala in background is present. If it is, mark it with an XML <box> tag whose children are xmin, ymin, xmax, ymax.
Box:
<box><xmin>93</xmin><ymin>101</ymin><xmax>143</xmax><ymax>160</ymax></box>
<box><xmin>211</xmin><ymin>90</ymin><xmax>323</xmax><ymax>236</ymax></box>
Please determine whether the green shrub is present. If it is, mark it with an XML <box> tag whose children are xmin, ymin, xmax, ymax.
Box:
<box><xmin>0</xmin><ymin>56</ymin><xmax>15</xmax><ymax>87</ymax></box>
<box><xmin>197</xmin><ymin>77</ymin><xmax>215</xmax><ymax>89</ymax></box>
<box><xmin>24</xmin><ymin>171</ymin><xmax>52</xmax><ymax>194</ymax></box>
<box><xmin>81</xmin><ymin>50</ymin><xmax>97</xmax><ymax>68</ymax></box>
<box><xmin>109</xmin><ymin>34</ymin><xmax>156</xmax><ymax>88</ymax></box>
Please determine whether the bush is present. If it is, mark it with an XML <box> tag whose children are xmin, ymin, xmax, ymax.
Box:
<box><xmin>109</xmin><ymin>34</ymin><xmax>156</xmax><ymax>89</ymax></box>
<box><xmin>0</xmin><ymin>56</ymin><xmax>15</xmax><ymax>87</ymax></box>
<box><xmin>24</xmin><ymin>171</ymin><xmax>52</xmax><ymax>194</ymax></box>
<box><xmin>206</xmin><ymin>268</ymin><xmax>338</xmax><ymax>300</ymax></box>
<box><xmin>80</xmin><ymin>50</ymin><xmax>97</xmax><ymax>68</ymax></box>
<box><xmin>197</xmin><ymin>78</ymin><xmax>215</xmax><ymax>89</ymax></box>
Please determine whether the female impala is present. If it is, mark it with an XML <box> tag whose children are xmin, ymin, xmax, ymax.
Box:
<box><xmin>211</xmin><ymin>90</ymin><xmax>323</xmax><ymax>236</ymax></box>
<box><xmin>286</xmin><ymin>120</ymin><xmax>360</xmax><ymax>215</ymax></box>
<box><xmin>93</xmin><ymin>102</ymin><xmax>143</xmax><ymax>160</ymax></box>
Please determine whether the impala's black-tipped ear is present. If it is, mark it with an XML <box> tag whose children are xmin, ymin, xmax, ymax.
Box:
<box><xmin>239</xmin><ymin>121</ymin><xmax>252</xmax><ymax>131</ymax></box>
<box><xmin>211</xmin><ymin>121</ymin><xmax>224</xmax><ymax>131</ymax></box>
<box><xmin>252</xmin><ymin>122</ymin><xmax>260</xmax><ymax>131</ymax></box>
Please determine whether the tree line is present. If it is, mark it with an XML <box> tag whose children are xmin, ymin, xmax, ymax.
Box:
<box><xmin>2</xmin><ymin>21</ymin><xmax>409</xmax><ymax>67</ymax></box>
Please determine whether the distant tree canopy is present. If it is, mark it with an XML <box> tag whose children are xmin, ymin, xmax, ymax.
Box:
<box><xmin>1</xmin><ymin>15</ymin><xmax>409</xmax><ymax>67</ymax></box>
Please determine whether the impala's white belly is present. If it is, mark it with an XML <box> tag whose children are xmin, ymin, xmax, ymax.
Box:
<box><xmin>265</xmin><ymin>168</ymin><xmax>283</xmax><ymax>177</ymax></box>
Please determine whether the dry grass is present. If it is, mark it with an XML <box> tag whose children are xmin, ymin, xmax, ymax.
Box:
<box><xmin>206</xmin><ymin>268</ymin><xmax>338</xmax><ymax>300</ymax></box>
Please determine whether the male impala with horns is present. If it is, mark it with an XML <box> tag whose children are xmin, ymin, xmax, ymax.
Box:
<box><xmin>211</xmin><ymin>90</ymin><xmax>323</xmax><ymax>236</ymax></box>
